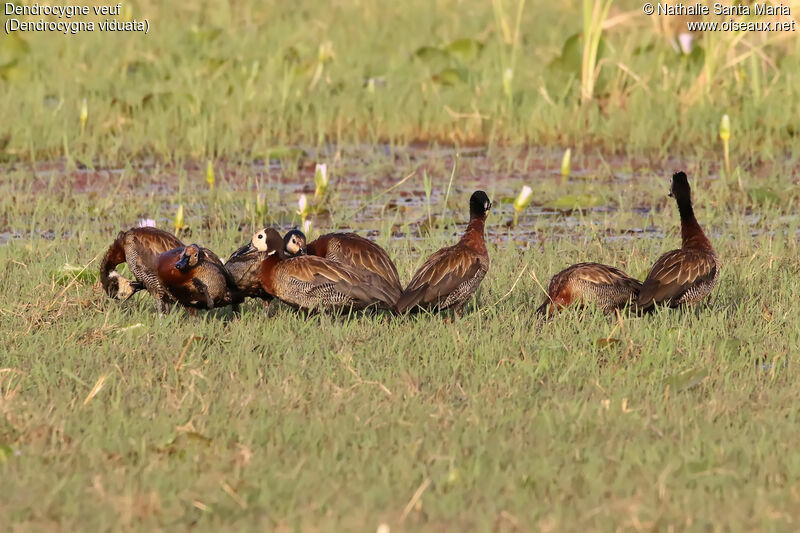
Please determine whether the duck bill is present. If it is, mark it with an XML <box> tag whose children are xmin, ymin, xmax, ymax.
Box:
<box><xmin>231</xmin><ymin>242</ymin><xmax>254</xmax><ymax>258</ymax></box>
<box><xmin>175</xmin><ymin>255</ymin><xmax>190</xmax><ymax>271</ymax></box>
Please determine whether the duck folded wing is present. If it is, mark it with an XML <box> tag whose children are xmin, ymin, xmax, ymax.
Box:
<box><xmin>638</xmin><ymin>249</ymin><xmax>717</xmax><ymax>308</ymax></box>
<box><xmin>397</xmin><ymin>247</ymin><xmax>483</xmax><ymax>312</ymax></box>
<box><xmin>288</xmin><ymin>256</ymin><xmax>395</xmax><ymax>308</ymax></box>
<box><xmin>338</xmin><ymin>234</ymin><xmax>402</xmax><ymax>285</ymax></box>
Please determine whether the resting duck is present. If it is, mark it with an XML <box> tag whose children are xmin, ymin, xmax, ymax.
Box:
<box><xmin>157</xmin><ymin>244</ymin><xmax>241</xmax><ymax>312</ymax></box>
<box><xmin>283</xmin><ymin>229</ymin><xmax>402</xmax><ymax>302</ymax></box>
<box><xmin>637</xmin><ymin>171</ymin><xmax>719</xmax><ymax>311</ymax></box>
<box><xmin>395</xmin><ymin>190</ymin><xmax>491</xmax><ymax>315</ymax></box>
<box><xmin>536</xmin><ymin>262</ymin><xmax>642</xmax><ymax>316</ymax></box>
<box><xmin>224</xmin><ymin>228</ymin><xmax>274</xmax><ymax>302</ymax></box>
<box><xmin>258</xmin><ymin>229</ymin><xmax>396</xmax><ymax>312</ymax></box>
<box><xmin>99</xmin><ymin>226</ymin><xmax>184</xmax><ymax>314</ymax></box>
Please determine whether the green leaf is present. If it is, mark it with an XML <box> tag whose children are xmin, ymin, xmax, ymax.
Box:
<box><xmin>444</xmin><ymin>38</ymin><xmax>483</xmax><ymax>63</ymax></box>
<box><xmin>414</xmin><ymin>46</ymin><xmax>449</xmax><ymax>64</ymax></box>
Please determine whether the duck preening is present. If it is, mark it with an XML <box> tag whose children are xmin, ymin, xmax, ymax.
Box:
<box><xmin>396</xmin><ymin>190</ymin><xmax>491</xmax><ymax>315</ymax></box>
<box><xmin>637</xmin><ymin>171</ymin><xmax>719</xmax><ymax>311</ymax></box>
<box><xmin>536</xmin><ymin>262</ymin><xmax>642</xmax><ymax>317</ymax></box>
<box><xmin>285</xmin><ymin>230</ymin><xmax>403</xmax><ymax>303</ymax></box>
<box><xmin>157</xmin><ymin>244</ymin><xmax>241</xmax><ymax>311</ymax></box>
<box><xmin>258</xmin><ymin>229</ymin><xmax>397</xmax><ymax>312</ymax></box>
<box><xmin>224</xmin><ymin>228</ymin><xmax>274</xmax><ymax>302</ymax></box>
<box><xmin>100</xmin><ymin>227</ymin><xmax>184</xmax><ymax>313</ymax></box>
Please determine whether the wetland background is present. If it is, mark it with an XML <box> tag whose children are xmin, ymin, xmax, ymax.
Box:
<box><xmin>1</xmin><ymin>0</ymin><xmax>800</xmax><ymax>530</ymax></box>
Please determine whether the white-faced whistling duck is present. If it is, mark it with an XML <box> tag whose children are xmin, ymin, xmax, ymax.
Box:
<box><xmin>224</xmin><ymin>228</ymin><xmax>274</xmax><ymax>302</ymax></box>
<box><xmin>157</xmin><ymin>244</ymin><xmax>242</xmax><ymax>312</ymax></box>
<box><xmin>100</xmin><ymin>226</ymin><xmax>184</xmax><ymax>313</ymax></box>
<box><xmin>536</xmin><ymin>262</ymin><xmax>642</xmax><ymax>317</ymax></box>
<box><xmin>258</xmin><ymin>229</ymin><xmax>397</xmax><ymax>312</ymax></box>
<box><xmin>283</xmin><ymin>229</ymin><xmax>403</xmax><ymax>303</ymax></box>
<box><xmin>395</xmin><ymin>190</ymin><xmax>491</xmax><ymax>316</ymax></box>
<box><xmin>637</xmin><ymin>171</ymin><xmax>719</xmax><ymax>311</ymax></box>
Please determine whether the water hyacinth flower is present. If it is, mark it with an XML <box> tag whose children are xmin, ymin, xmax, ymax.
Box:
<box><xmin>206</xmin><ymin>160</ymin><xmax>215</xmax><ymax>191</ymax></box>
<box><xmin>297</xmin><ymin>194</ymin><xmax>310</xmax><ymax>225</ymax></box>
<box><xmin>512</xmin><ymin>185</ymin><xmax>533</xmax><ymax>227</ymax></box>
<box><xmin>138</xmin><ymin>218</ymin><xmax>156</xmax><ymax>228</ymax></box>
<box><xmin>314</xmin><ymin>163</ymin><xmax>328</xmax><ymax>198</ymax></box>
<box><xmin>678</xmin><ymin>33</ymin><xmax>693</xmax><ymax>55</ymax></box>
<box><xmin>561</xmin><ymin>148</ymin><xmax>571</xmax><ymax>183</ymax></box>
<box><xmin>720</xmin><ymin>114</ymin><xmax>731</xmax><ymax>178</ymax></box>
<box><xmin>174</xmin><ymin>204</ymin><xmax>184</xmax><ymax>235</ymax></box>
<box><xmin>80</xmin><ymin>98</ymin><xmax>88</xmax><ymax>132</ymax></box>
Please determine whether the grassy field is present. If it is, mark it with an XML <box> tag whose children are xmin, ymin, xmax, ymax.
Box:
<box><xmin>2</xmin><ymin>0</ymin><xmax>800</xmax><ymax>530</ymax></box>
<box><xmin>2</xmin><ymin>149</ymin><xmax>800</xmax><ymax>529</ymax></box>
<box><xmin>1</xmin><ymin>0</ymin><xmax>799</xmax><ymax>161</ymax></box>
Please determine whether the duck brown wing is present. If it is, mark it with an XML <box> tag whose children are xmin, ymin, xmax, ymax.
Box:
<box><xmin>337</xmin><ymin>234</ymin><xmax>402</xmax><ymax>297</ymax></box>
<box><xmin>396</xmin><ymin>246</ymin><xmax>483</xmax><ymax>313</ymax></box>
<box><xmin>287</xmin><ymin>256</ymin><xmax>396</xmax><ymax>308</ymax></box>
<box><xmin>130</xmin><ymin>228</ymin><xmax>184</xmax><ymax>269</ymax></box>
<box><xmin>637</xmin><ymin>249</ymin><xmax>716</xmax><ymax>309</ymax></box>
<box><xmin>572</xmin><ymin>263</ymin><xmax>643</xmax><ymax>292</ymax></box>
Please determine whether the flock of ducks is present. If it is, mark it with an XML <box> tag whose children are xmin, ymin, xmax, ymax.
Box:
<box><xmin>99</xmin><ymin>172</ymin><xmax>719</xmax><ymax>318</ymax></box>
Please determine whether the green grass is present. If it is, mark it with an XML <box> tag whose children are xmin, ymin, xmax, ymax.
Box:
<box><xmin>2</xmin><ymin>149</ymin><xmax>800</xmax><ymax>529</ymax></box>
<box><xmin>3</xmin><ymin>0</ymin><xmax>800</xmax><ymax>528</ymax></box>
<box><xmin>1</xmin><ymin>0</ymin><xmax>800</xmax><ymax>162</ymax></box>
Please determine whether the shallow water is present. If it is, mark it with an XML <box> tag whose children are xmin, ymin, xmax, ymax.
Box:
<box><xmin>0</xmin><ymin>145</ymin><xmax>794</xmax><ymax>246</ymax></box>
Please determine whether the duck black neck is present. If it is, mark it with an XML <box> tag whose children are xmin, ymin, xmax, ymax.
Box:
<box><xmin>676</xmin><ymin>195</ymin><xmax>695</xmax><ymax>224</ymax></box>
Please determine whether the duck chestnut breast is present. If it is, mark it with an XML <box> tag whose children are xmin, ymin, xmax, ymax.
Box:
<box><xmin>157</xmin><ymin>244</ymin><xmax>238</xmax><ymax>310</ymax></box>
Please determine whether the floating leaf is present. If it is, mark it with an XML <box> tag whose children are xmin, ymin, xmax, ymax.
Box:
<box><xmin>444</xmin><ymin>38</ymin><xmax>483</xmax><ymax>63</ymax></box>
<box><xmin>432</xmin><ymin>67</ymin><xmax>469</xmax><ymax>86</ymax></box>
<box><xmin>548</xmin><ymin>194</ymin><xmax>604</xmax><ymax>209</ymax></box>
<box><xmin>663</xmin><ymin>366</ymin><xmax>709</xmax><ymax>393</ymax></box>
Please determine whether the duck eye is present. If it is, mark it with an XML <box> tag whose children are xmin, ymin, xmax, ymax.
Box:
<box><xmin>257</xmin><ymin>233</ymin><xmax>264</xmax><ymax>240</ymax></box>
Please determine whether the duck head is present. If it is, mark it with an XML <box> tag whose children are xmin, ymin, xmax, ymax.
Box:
<box><xmin>283</xmin><ymin>229</ymin><xmax>307</xmax><ymax>256</ymax></box>
<box><xmin>469</xmin><ymin>190</ymin><xmax>492</xmax><ymax>219</ymax></box>
<box><xmin>231</xmin><ymin>228</ymin><xmax>277</xmax><ymax>258</ymax></box>
<box><xmin>176</xmin><ymin>244</ymin><xmax>203</xmax><ymax>271</ymax></box>
<box><xmin>668</xmin><ymin>171</ymin><xmax>692</xmax><ymax>202</ymax></box>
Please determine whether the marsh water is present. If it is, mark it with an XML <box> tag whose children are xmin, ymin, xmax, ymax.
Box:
<box><xmin>0</xmin><ymin>145</ymin><xmax>786</xmax><ymax>246</ymax></box>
